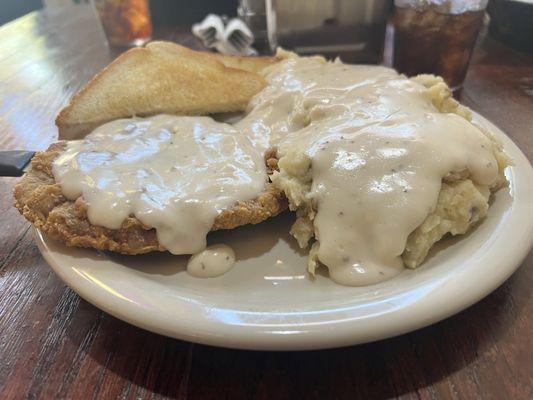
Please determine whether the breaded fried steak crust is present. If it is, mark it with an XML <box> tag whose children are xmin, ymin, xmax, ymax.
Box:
<box><xmin>13</xmin><ymin>143</ymin><xmax>287</xmax><ymax>254</ymax></box>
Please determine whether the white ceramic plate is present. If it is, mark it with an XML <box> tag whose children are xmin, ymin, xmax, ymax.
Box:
<box><xmin>35</xmin><ymin>114</ymin><xmax>533</xmax><ymax>350</ymax></box>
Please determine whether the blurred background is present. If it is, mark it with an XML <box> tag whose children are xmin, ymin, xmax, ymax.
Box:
<box><xmin>0</xmin><ymin>0</ymin><xmax>237</xmax><ymax>26</ymax></box>
<box><xmin>1</xmin><ymin>0</ymin><xmax>532</xmax><ymax>91</ymax></box>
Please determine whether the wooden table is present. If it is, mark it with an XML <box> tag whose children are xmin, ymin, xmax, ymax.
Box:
<box><xmin>1</xmin><ymin>5</ymin><xmax>532</xmax><ymax>400</ymax></box>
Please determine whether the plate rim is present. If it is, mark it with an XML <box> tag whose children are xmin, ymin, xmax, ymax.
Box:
<box><xmin>34</xmin><ymin>113</ymin><xmax>533</xmax><ymax>350</ymax></box>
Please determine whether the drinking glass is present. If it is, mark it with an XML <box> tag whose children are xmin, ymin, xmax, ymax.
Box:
<box><xmin>393</xmin><ymin>0</ymin><xmax>488</xmax><ymax>90</ymax></box>
<box><xmin>92</xmin><ymin>0</ymin><xmax>152</xmax><ymax>47</ymax></box>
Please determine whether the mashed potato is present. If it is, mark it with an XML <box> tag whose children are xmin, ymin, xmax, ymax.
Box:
<box><xmin>272</xmin><ymin>74</ymin><xmax>510</xmax><ymax>274</ymax></box>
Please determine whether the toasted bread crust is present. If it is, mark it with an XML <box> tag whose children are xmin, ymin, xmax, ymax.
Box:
<box><xmin>14</xmin><ymin>143</ymin><xmax>287</xmax><ymax>255</ymax></box>
<box><xmin>56</xmin><ymin>42</ymin><xmax>272</xmax><ymax>139</ymax></box>
<box><xmin>206</xmin><ymin>52</ymin><xmax>282</xmax><ymax>73</ymax></box>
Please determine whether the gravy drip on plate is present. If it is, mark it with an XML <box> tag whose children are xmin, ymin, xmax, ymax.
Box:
<box><xmin>246</xmin><ymin>57</ymin><xmax>500</xmax><ymax>286</ymax></box>
<box><xmin>186</xmin><ymin>244</ymin><xmax>236</xmax><ymax>278</ymax></box>
<box><xmin>53</xmin><ymin>115</ymin><xmax>267</xmax><ymax>255</ymax></box>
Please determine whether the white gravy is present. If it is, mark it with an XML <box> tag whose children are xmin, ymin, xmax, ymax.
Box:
<box><xmin>244</xmin><ymin>57</ymin><xmax>500</xmax><ymax>286</ymax></box>
<box><xmin>52</xmin><ymin>115</ymin><xmax>267</xmax><ymax>255</ymax></box>
<box><xmin>186</xmin><ymin>244</ymin><xmax>236</xmax><ymax>278</ymax></box>
<box><xmin>52</xmin><ymin>57</ymin><xmax>501</xmax><ymax>285</ymax></box>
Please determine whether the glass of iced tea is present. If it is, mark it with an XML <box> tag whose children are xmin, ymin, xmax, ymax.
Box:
<box><xmin>92</xmin><ymin>0</ymin><xmax>152</xmax><ymax>47</ymax></box>
<box><xmin>393</xmin><ymin>0</ymin><xmax>488</xmax><ymax>90</ymax></box>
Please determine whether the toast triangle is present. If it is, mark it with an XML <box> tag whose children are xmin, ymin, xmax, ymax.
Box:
<box><xmin>56</xmin><ymin>42</ymin><xmax>268</xmax><ymax>139</ymax></box>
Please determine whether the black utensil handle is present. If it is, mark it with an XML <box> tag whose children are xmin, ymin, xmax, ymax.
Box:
<box><xmin>0</xmin><ymin>150</ymin><xmax>35</xmax><ymax>177</ymax></box>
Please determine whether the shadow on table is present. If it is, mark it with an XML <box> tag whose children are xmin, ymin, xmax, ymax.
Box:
<box><xmin>67</xmin><ymin>269</ymin><xmax>524</xmax><ymax>399</ymax></box>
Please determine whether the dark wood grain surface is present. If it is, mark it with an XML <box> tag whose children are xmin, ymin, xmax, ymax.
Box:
<box><xmin>0</xmin><ymin>5</ymin><xmax>532</xmax><ymax>400</ymax></box>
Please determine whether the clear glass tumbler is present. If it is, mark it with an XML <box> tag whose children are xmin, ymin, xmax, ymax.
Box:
<box><xmin>393</xmin><ymin>0</ymin><xmax>488</xmax><ymax>90</ymax></box>
<box><xmin>92</xmin><ymin>0</ymin><xmax>152</xmax><ymax>47</ymax></box>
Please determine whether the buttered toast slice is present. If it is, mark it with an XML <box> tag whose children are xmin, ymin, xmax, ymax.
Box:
<box><xmin>56</xmin><ymin>42</ymin><xmax>273</xmax><ymax>139</ymax></box>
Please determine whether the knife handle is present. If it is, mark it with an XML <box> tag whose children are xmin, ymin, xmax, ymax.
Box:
<box><xmin>0</xmin><ymin>150</ymin><xmax>35</xmax><ymax>177</ymax></box>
